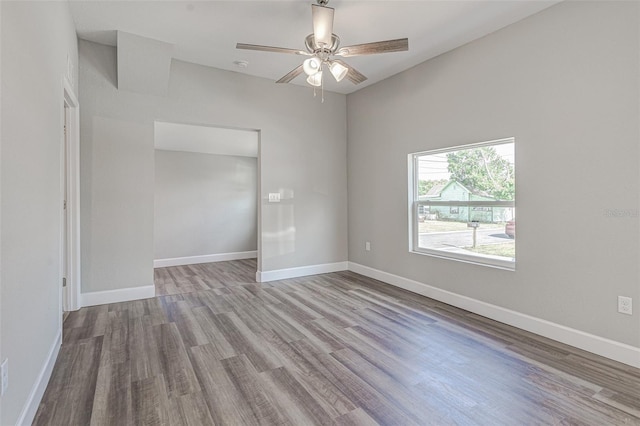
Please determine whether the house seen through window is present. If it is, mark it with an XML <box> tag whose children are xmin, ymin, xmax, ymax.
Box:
<box><xmin>409</xmin><ymin>138</ymin><xmax>515</xmax><ymax>269</ymax></box>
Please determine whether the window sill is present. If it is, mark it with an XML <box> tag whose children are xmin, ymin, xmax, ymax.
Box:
<box><xmin>410</xmin><ymin>248</ymin><xmax>516</xmax><ymax>271</ymax></box>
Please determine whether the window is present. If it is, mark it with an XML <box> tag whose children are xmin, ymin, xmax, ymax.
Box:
<box><xmin>409</xmin><ymin>138</ymin><xmax>515</xmax><ymax>269</ymax></box>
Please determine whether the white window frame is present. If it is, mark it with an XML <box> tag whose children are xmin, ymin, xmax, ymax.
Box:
<box><xmin>408</xmin><ymin>137</ymin><xmax>515</xmax><ymax>270</ymax></box>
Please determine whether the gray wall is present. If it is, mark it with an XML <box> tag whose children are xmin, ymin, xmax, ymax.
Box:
<box><xmin>0</xmin><ymin>2</ymin><xmax>78</xmax><ymax>424</ymax></box>
<box><xmin>154</xmin><ymin>150</ymin><xmax>257</xmax><ymax>260</ymax></box>
<box><xmin>347</xmin><ymin>1</ymin><xmax>640</xmax><ymax>347</ymax></box>
<box><xmin>79</xmin><ymin>40</ymin><xmax>348</xmax><ymax>293</ymax></box>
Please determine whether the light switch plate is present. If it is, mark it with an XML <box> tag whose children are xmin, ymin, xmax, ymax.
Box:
<box><xmin>268</xmin><ymin>193</ymin><xmax>281</xmax><ymax>203</ymax></box>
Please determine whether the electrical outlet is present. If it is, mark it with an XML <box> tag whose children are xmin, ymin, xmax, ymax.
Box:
<box><xmin>365</xmin><ymin>241</ymin><xmax>371</xmax><ymax>251</ymax></box>
<box><xmin>618</xmin><ymin>296</ymin><xmax>633</xmax><ymax>315</ymax></box>
<box><xmin>1</xmin><ymin>359</ymin><xmax>8</xmax><ymax>396</ymax></box>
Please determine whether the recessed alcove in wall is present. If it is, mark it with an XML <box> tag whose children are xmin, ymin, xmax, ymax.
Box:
<box><xmin>153</xmin><ymin>121</ymin><xmax>260</xmax><ymax>273</ymax></box>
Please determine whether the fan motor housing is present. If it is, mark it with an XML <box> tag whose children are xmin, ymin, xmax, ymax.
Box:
<box><xmin>305</xmin><ymin>34</ymin><xmax>340</xmax><ymax>54</ymax></box>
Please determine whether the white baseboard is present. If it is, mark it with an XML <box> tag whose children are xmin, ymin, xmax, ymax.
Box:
<box><xmin>257</xmin><ymin>261</ymin><xmax>348</xmax><ymax>283</ymax></box>
<box><xmin>154</xmin><ymin>251</ymin><xmax>257</xmax><ymax>268</ymax></box>
<box><xmin>16</xmin><ymin>329</ymin><xmax>62</xmax><ymax>426</ymax></box>
<box><xmin>348</xmin><ymin>262</ymin><xmax>640</xmax><ymax>369</ymax></box>
<box><xmin>81</xmin><ymin>285</ymin><xmax>156</xmax><ymax>307</ymax></box>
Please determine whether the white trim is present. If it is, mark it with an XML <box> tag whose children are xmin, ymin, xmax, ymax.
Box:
<box><xmin>81</xmin><ymin>285</ymin><xmax>156</xmax><ymax>307</ymax></box>
<box><xmin>154</xmin><ymin>251</ymin><xmax>257</xmax><ymax>268</ymax></box>
<box><xmin>256</xmin><ymin>261</ymin><xmax>348</xmax><ymax>283</ymax></box>
<box><xmin>16</xmin><ymin>329</ymin><xmax>62</xmax><ymax>426</ymax></box>
<box><xmin>348</xmin><ymin>262</ymin><xmax>640</xmax><ymax>369</ymax></box>
<box><xmin>62</xmin><ymin>77</ymin><xmax>81</xmax><ymax>312</ymax></box>
<box><xmin>256</xmin><ymin>131</ymin><xmax>262</xmax><ymax>274</ymax></box>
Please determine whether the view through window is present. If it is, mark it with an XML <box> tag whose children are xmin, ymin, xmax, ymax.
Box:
<box><xmin>410</xmin><ymin>138</ymin><xmax>515</xmax><ymax>269</ymax></box>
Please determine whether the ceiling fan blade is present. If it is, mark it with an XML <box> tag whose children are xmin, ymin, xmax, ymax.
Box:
<box><xmin>336</xmin><ymin>38</ymin><xmax>408</xmax><ymax>57</ymax></box>
<box><xmin>236</xmin><ymin>43</ymin><xmax>308</xmax><ymax>56</ymax></box>
<box><xmin>311</xmin><ymin>4</ymin><xmax>334</xmax><ymax>48</ymax></box>
<box><xmin>276</xmin><ymin>65</ymin><xmax>304</xmax><ymax>84</ymax></box>
<box><xmin>333</xmin><ymin>59</ymin><xmax>368</xmax><ymax>85</ymax></box>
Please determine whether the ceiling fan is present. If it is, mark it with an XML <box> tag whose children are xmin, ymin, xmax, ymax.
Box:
<box><xmin>236</xmin><ymin>0</ymin><xmax>408</xmax><ymax>91</ymax></box>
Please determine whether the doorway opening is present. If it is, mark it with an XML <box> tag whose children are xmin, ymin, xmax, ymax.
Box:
<box><xmin>152</xmin><ymin>121</ymin><xmax>260</xmax><ymax>294</ymax></box>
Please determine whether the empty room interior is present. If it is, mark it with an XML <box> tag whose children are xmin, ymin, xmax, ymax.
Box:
<box><xmin>2</xmin><ymin>0</ymin><xmax>640</xmax><ymax>425</ymax></box>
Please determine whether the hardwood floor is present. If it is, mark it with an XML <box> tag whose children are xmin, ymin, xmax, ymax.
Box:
<box><xmin>35</xmin><ymin>259</ymin><xmax>640</xmax><ymax>425</ymax></box>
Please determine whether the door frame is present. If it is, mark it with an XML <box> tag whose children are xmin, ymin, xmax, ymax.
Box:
<box><xmin>61</xmin><ymin>78</ymin><xmax>81</xmax><ymax>312</ymax></box>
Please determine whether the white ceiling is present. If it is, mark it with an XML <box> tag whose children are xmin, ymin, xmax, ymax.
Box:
<box><xmin>70</xmin><ymin>1</ymin><xmax>559</xmax><ymax>95</ymax></box>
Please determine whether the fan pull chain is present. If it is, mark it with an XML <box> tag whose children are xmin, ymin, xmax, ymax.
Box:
<box><xmin>321</xmin><ymin>72</ymin><xmax>324</xmax><ymax>103</ymax></box>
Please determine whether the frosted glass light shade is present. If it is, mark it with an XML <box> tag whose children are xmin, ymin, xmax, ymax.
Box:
<box><xmin>306</xmin><ymin>71</ymin><xmax>323</xmax><ymax>87</ymax></box>
<box><xmin>329</xmin><ymin>61</ymin><xmax>348</xmax><ymax>82</ymax></box>
<box><xmin>303</xmin><ymin>57</ymin><xmax>322</xmax><ymax>76</ymax></box>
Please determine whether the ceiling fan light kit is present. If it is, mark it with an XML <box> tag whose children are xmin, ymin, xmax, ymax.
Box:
<box><xmin>328</xmin><ymin>61</ymin><xmax>348</xmax><ymax>82</ymax></box>
<box><xmin>303</xmin><ymin>57</ymin><xmax>322</xmax><ymax>76</ymax></box>
<box><xmin>306</xmin><ymin>71</ymin><xmax>323</xmax><ymax>87</ymax></box>
<box><xmin>236</xmin><ymin>0</ymin><xmax>409</xmax><ymax>99</ymax></box>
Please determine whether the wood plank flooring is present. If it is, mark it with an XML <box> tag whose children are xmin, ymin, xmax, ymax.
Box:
<box><xmin>35</xmin><ymin>259</ymin><xmax>640</xmax><ymax>425</ymax></box>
